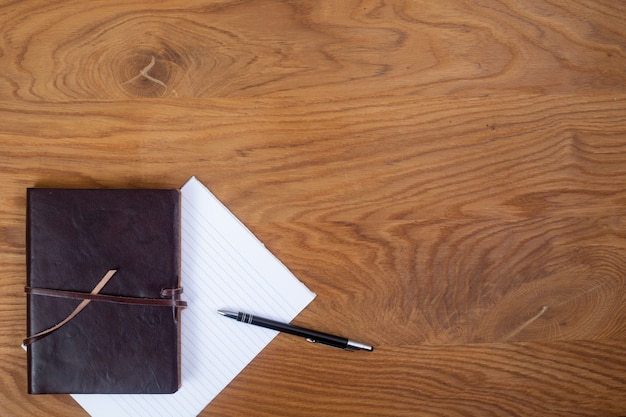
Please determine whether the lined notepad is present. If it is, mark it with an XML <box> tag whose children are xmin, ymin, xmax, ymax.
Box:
<box><xmin>71</xmin><ymin>176</ymin><xmax>316</xmax><ymax>417</ymax></box>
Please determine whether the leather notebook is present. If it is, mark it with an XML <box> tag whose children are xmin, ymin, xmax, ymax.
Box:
<box><xmin>25</xmin><ymin>188</ymin><xmax>186</xmax><ymax>394</ymax></box>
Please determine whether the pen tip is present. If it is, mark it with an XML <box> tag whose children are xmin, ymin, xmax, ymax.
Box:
<box><xmin>217</xmin><ymin>310</ymin><xmax>239</xmax><ymax>319</ymax></box>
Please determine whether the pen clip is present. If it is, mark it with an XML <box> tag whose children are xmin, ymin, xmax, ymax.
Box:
<box><xmin>306</xmin><ymin>338</ymin><xmax>356</xmax><ymax>351</ymax></box>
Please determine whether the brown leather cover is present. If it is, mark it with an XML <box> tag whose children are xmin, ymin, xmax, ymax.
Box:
<box><xmin>26</xmin><ymin>188</ymin><xmax>183</xmax><ymax>394</ymax></box>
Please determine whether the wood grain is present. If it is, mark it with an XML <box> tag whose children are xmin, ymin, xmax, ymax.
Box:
<box><xmin>1</xmin><ymin>0</ymin><xmax>626</xmax><ymax>416</ymax></box>
<box><xmin>214</xmin><ymin>340</ymin><xmax>626</xmax><ymax>417</ymax></box>
<box><xmin>1</xmin><ymin>0</ymin><xmax>625</xmax><ymax>100</ymax></box>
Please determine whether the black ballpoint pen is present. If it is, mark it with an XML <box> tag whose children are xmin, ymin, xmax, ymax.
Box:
<box><xmin>218</xmin><ymin>310</ymin><xmax>374</xmax><ymax>351</ymax></box>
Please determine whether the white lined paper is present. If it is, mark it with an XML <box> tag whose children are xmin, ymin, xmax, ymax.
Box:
<box><xmin>72</xmin><ymin>176</ymin><xmax>316</xmax><ymax>417</ymax></box>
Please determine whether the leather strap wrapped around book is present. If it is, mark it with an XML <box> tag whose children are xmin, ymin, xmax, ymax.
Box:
<box><xmin>25</xmin><ymin>287</ymin><xmax>188</xmax><ymax>307</ymax></box>
<box><xmin>23</xmin><ymin>269</ymin><xmax>187</xmax><ymax>346</ymax></box>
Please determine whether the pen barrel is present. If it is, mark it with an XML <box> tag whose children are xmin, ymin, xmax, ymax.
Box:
<box><xmin>238</xmin><ymin>312</ymin><xmax>349</xmax><ymax>349</ymax></box>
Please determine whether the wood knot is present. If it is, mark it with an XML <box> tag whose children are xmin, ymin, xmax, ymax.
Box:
<box><xmin>120</xmin><ymin>55</ymin><xmax>173</xmax><ymax>97</ymax></box>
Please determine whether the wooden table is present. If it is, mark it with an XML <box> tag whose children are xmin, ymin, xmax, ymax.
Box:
<box><xmin>1</xmin><ymin>1</ymin><xmax>625</xmax><ymax>416</ymax></box>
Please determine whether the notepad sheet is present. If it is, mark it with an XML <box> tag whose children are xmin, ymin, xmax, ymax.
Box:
<box><xmin>71</xmin><ymin>176</ymin><xmax>316</xmax><ymax>417</ymax></box>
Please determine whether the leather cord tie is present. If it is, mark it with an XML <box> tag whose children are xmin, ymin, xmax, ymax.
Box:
<box><xmin>23</xmin><ymin>269</ymin><xmax>187</xmax><ymax>346</ymax></box>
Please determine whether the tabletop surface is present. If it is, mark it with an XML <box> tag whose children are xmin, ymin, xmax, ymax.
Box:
<box><xmin>1</xmin><ymin>1</ymin><xmax>625</xmax><ymax>416</ymax></box>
